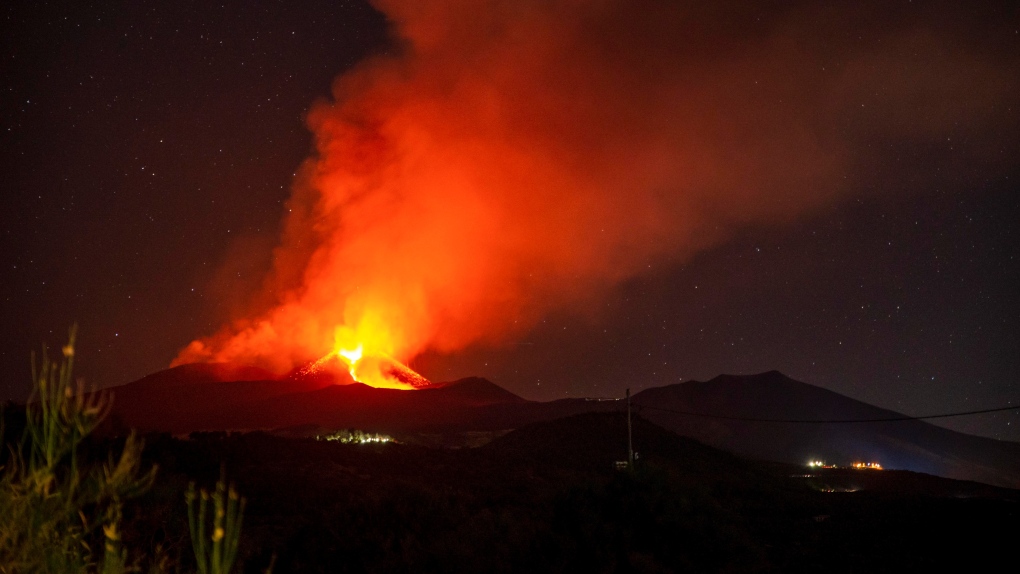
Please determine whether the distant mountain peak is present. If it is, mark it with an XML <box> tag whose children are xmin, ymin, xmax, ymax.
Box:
<box><xmin>709</xmin><ymin>370</ymin><xmax>793</xmax><ymax>384</ymax></box>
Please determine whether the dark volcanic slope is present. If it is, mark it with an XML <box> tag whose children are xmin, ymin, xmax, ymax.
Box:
<box><xmin>105</xmin><ymin>363</ymin><xmax>330</xmax><ymax>432</ymax></box>
<box><xmin>106</xmin><ymin>368</ymin><xmax>531</xmax><ymax>434</ymax></box>
<box><xmin>125</xmin><ymin>363</ymin><xmax>278</xmax><ymax>387</ymax></box>
<box><xmin>632</xmin><ymin>371</ymin><xmax>1020</xmax><ymax>489</ymax></box>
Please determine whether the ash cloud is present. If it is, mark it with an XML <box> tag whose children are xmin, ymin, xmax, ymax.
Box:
<box><xmin>175</xmin><ymin>0</ymin><xmax>1018</xmax><ymax>372</ymax></box>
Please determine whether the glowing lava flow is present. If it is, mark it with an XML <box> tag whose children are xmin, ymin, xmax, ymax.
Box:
<box><xmin>338</xmin><ymin>345</ymin><xmax>431</xmax><ymax>389</ymax></box>
<box><xmin>337</xmin><ymin>345</ymin><xmax>364</xmax><ymax>380</ymax></box>
<box><xmin>299</xmin><ymin>335</ymin><xmax>431</xmax><ymax>390</ymax></box>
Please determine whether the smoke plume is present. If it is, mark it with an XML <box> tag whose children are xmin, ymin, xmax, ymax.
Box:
<box><xmin>175</xmin><ymin>0</ymin><xmax>1018</xmax><ymax>375</ymax></box>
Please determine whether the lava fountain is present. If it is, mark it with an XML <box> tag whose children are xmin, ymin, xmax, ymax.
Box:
<box><xmin>297</xmin><ymin>322</ymin><xmax>431</xmax><ymax>390</ymax></box>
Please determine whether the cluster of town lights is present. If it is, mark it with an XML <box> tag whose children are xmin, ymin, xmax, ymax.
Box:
<box><xmin>807</xmin><ymin>460</ymin><xmax>882</xmax><ymax>470</ymax></box>
<box><xmin>317</xmin><ymin>430</ymin><xmax>393</xmax><ymax>444</ymax></box>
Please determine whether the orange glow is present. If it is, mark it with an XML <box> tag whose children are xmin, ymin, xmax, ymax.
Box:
<box><xmin>171</xmin><ymin>2</ymin><xmax>1012</xmax><ymax>387</ymax></box>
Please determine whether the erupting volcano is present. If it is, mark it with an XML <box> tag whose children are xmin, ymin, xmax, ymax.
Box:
<box><xmin>302</xmin><ymin>344</ymin><xmax>431</xmax><ymax>390</ymax></box>
<box><xmin>292</xmin><ymin>321</ymin><xmax>432</xmax><ymax>389</ymax></box>
<box><xmin>300</xmin><ymin>350</ymin><xmax>430</xmax><ymax>389</ymax></box>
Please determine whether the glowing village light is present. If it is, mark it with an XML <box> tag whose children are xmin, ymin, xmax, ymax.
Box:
<box><xmin>807</xmin><ymin>460</ymin><xmax>883</xmax><ymax>470</ymax></box>
<box><xmin>318</xmin><ymin>430</ymin><xmax>394</xmax><ymax>444</ymax></box>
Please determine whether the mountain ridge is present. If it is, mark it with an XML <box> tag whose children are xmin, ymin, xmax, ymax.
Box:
<box><xmin>99</xmin><ymin>364</ymin><xmax>1020</xmax><ymax>488</ymax></box>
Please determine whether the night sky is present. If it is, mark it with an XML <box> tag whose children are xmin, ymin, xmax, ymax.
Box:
<box><xmin>2</xmin><ymin>1</ymin><xmax>1018</xmax><ymax>441</ymax></box>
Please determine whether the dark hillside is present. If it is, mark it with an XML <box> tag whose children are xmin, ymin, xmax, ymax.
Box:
<box><xmin>634</xmin><ymin>371</ymin><xmax>1020</xmax><ymax>488</ymax></box>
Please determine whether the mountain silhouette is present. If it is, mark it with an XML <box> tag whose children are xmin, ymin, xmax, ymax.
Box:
<box><xmin>102</xmin><ymin>365</ymin><xmax>1020</xmax><ymax>488</ymax></box>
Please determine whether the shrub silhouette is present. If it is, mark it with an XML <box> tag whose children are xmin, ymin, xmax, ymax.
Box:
<box><xmin>0</xmin><ymin>327</ymin><xmax>257</xmax><ymax>574</ymax></box>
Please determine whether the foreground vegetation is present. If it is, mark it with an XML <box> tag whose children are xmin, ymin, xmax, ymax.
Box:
<box><xmin>0</xmin><ymin>330</ymin><xmax>250</xmax><ymax>574</ymax></box>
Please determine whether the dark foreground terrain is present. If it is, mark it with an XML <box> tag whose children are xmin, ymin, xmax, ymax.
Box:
<box><xmin>59</xmin><ymin>412</ymin><xmax>1015</xmax><ymax>573</ymax></box>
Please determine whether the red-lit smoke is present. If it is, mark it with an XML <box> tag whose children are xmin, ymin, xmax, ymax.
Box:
<box><xmin>174</xmin><ymin>0</ymin><xmax>1017</xmax><ymax>380</ymax></box>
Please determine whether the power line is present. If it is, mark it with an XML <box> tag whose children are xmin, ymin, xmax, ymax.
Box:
<box><xmin>630</xmin><ymin>402</ymin><xmax>1020</xmax><ymax>424</ymax></box>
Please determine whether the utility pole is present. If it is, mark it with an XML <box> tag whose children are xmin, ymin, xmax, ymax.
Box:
<box><xmin>626</xmin><ymin>388</ymin><xmax>634</xmax><ymax>469</ymax></box>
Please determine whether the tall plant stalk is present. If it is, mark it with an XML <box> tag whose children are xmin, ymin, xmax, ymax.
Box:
<box><xmin>186</xmin><ymin>468</ymin><xmax>247</xmax><ymax>574</ymax></box>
